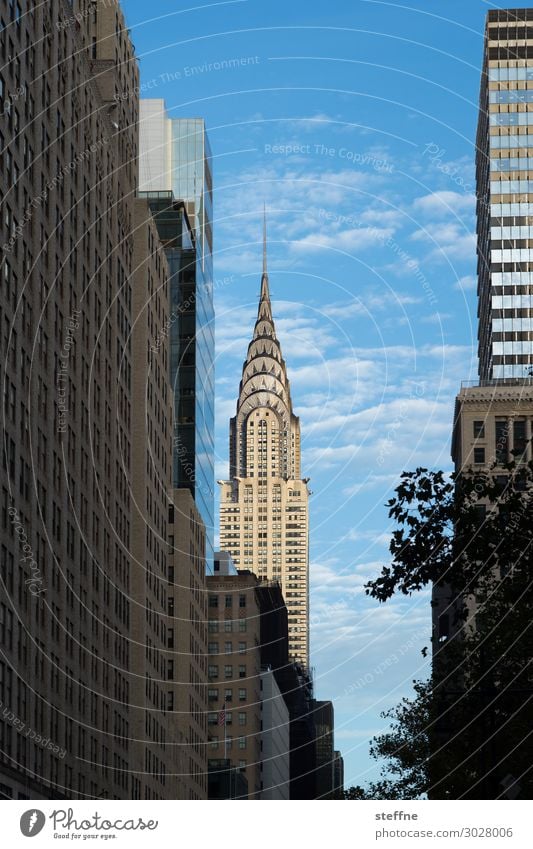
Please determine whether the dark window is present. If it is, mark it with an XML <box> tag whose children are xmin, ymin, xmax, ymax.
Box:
<box><xmin>513</xmin><ymin>419</ymin><xmax>527</xmax><ymax>456</ymax></box>
<box><xmin>495</xmin><ymin>420</ymin><xmax>509</xmax><ymax>464</ymax></box>
<box><xmin>209</xmin><ymin>595</ymin><xmax>218</xmax><ymax>608</ymax></box>
<box><xmin>225</xmin><ymin>595</ymin><xmax>232</xmax><ymax>608</ymax></box>
<box><xmin>474</xmin><ymin>447</ymin><xmax>485</xmax><ymax>464</ymax></box>
<box><xmin>239</xmin><ymin>594</ymin><xmax>246</xmax><ymax>608</ymax></box>
<box><xmin>473</xmin><ymin>420</ymin><xmax>485</xmax><ymax>438</ymax></box>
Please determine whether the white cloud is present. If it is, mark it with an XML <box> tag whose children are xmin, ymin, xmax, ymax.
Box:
<box><xmin>412</xmin><ymin>190</ymin><xmax>475</xmax><ymax>218</ymax></box>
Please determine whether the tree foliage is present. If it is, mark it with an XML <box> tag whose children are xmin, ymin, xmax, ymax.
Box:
<box><xmin>345</xmin><ymin>464</ymin><xmax>533</xmax><ymax>800</ymax></box>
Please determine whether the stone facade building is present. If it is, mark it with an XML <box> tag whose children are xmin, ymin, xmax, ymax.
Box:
<box><xmin>218</xmin><ymin>222</ymin><xmax>310</xmax><ymax>668</ymax></box>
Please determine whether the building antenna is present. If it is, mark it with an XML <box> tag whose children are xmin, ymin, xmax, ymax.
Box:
<box><xmin>263</xmin><ymin>202</ymin><xmax>267</xmax><ymax>276</ymax></box>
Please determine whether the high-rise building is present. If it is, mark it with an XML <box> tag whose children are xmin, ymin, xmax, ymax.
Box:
<box><xmin>206</xmin><ymin>570</ymin><xmax>262</xmax><ymax>798</ymax></box>
<box><xmin>0</xmin><ymin>0</ymin><xmax>181</xmax><ymax>799</ymax></box>
<box><xmin>312</xmin><ymin>700</ymin><xmax>335</xmax><ymax>800</ymax></box>
<box><xmin>167</xmin><ymin>489</ymin><xmax>208</xmax><ymax>799</ymax></box>
<box><xmin>139</xmin><ymin>102</ymin><xmax>215</xmax><ymax>569</ymax></box>
<box><xmin>218</xmin><ymin>220</ymin><xmax>311</xmax><ymax>668</ymax></box>
<box><xmin>477</xmin><ymin>8</ymin><xmax>533</xmax><ymax>381</ymax></box>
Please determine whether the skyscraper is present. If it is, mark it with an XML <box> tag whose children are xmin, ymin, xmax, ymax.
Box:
<box><xmin>218</xmin><ymin>219</ymin><xmax>311</xmax><ymax>668</ymax></box>
<box><xmin>139</xmin><ymin>101</ymin><xmax>215</xmax><ymax>571</ymax></box>
<box><xmin>0</xmin><ymin>0</ymin><xmax>180</xmax><ymax>799</ymax></box>
<box><xmin>477</xmin><ymin>8</ymin><xmax>533</xmax><ymax>380</ymax></box>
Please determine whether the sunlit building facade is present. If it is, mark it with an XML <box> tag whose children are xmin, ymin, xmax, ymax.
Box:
<box><xmin>218</xmin><ymin>224</ymin><xmax>310</xmax><ymax>668</ymax></box>
<box><xmin>478</xmin><ymin>8</ymin><xmax>533</xmax><ymax>379</ymax></box>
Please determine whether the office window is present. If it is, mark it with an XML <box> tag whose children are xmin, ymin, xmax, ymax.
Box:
<box><xmin>224</xmin><ymin>688</ymin><xmax>232</xmax><ymax>702</ymax></box>
<box><xmin>238</xmin><ymin>641</ymin><xmax>246</xmax><ymax>654</ymax></box>
<box><xmin>224</xmin><ymin>641</ymin><xmax>232</xmax><ymax>655</ymax></box>
<box><xmin>208</xmin><ymin>595</ymin><xmax>218</xmax><ymax>608</ymax></box>
<box><xmin>238</xmin><ymin>688</ymin><xmax>246</xmax><ymax>701</ymax></box>
<box><xmin>473</xmin><ymin>420</ymin><xmax>485</xmax><ymax>438</ymax></box>
<box><xmin>474</xmin><ymin>447</ymin><xmax>485</xmax><ymax>464</ymax></box>
<box><xmin>239</xmin><ymin>594</ymin><xmax>246</xmax><ymax>608</ymax></box>
<box><xmin>238</xmin><ymin>736</ymin><xmax>246</xmax><ymax>750</ymax></box>
<box><xmin>238</xmin><ymin>619</ymin><xmax>247</xmax><ymax>632</ymax></box>
<box><xmin>225</xmin><ymin>594</ymin><xmax>232</xmax><ymax>608</ymax></box>
<box><xmin>238</xmin><ymin>712</ymin><xmax>246</xmax><ymax>726</ymax></box>
<box><xmin>208</xmin><ymin>665</ymin><xmax>218</xmax><ymax>679</ymax></box>
<box><xmin>224</xmin><ymin>665</ymin><xmax>232</xmax><ymax>679</ymax></box>
<box><xmin>238</xmin><ymin>665</ymin><xmax>246</xmax><ymax>679</ymax></box>
<box><xmin>208</xmin><ymin>642</ymin><xmax>218</xmax><ymax>654</ymax></box>
<box><xmin>208</xmin><ymin>688</ymin><xmax>218</xmax><ymax>702</ymax></box>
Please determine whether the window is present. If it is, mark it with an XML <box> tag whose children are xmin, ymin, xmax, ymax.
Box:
<box><xmin>208</xmin><ymin>688</ymin><xmax>218</xmax><ymax>702</ymax></box>
<box><xmin>473</xmin><ymin>420</ymin><xmax>485</xmax><ymax>438</ymax></box>
<box><xmin>208</xmin><ymin>665</ymin><xmax>218</xmax><ymax>679</ymax></box>
<box><xmin>238</xmin><ymin>641</ymin><xmax>246</xmax><ymax>654</ymax></box>
<box><xmin>208</xmin><ymin>642</ymin><xmax>218</xmax><ymax>655</ymax></box>
<box><xmin>224</xmin><ymin>665</ymin><xmax>233</xmax><ymax>679</ymax></box>
<box><xmin>513</xmin><ymin>420</ymin><xmax>527</xmax><ymax>457</ymax></box>
<box><xmin>238</xmin><ymin>688</ymin><xmax>246</xmax><ymax>701</ymax></box>
<box><xmin>238</xmin><ymin>712</ymin><xmax>246</xmax><ymax>726</ymax></box>
<box><xmin>473</xmin><ymin>447</ymin><xmax>485</xmax><ymax>464</ymax></box>
<box><xmin>209</xmin><ymin>595</ymin><xmax>218</xmax><ymax>608</ymax></box>
<box><xmin>238</xmin><ymin>619</ymin><xmax>247</xmax><ymax>632</ymax></box>
<box><xmin>225</xmin><ymin>641</ymin><xmax>232</xmax><ymax>655</ymax></box>
<box><xmin>495</xmin><ymin>420</ymin><xmax>509</xmax><ymax>463</ymax></box>
<box><xmin>239</xmin><ymin>594</ymin><xmax>246</xmax><ymax>608</ymax></box>
<box><xmin>224</xmin><ymin>688</ymin><xmax>232</xmax><ymax>702</ymax></box>
<box><xmin>225</xmin><ymin>594</ymin><xmax>232</xmax><ymax>608</ymax></box>
<box><xmin>208</xmin><ymin>712</ymin><xmax>217</xmax><ymax>725</ymax></box>
<box><xmin>224</xmin><ymin>620</ymin><xmax>233</xmax><ymax>633</ymax></box>
<box><xmin>238</xmin><ymin>665</ymin><xmax>246</xmax><ymax>679</ymax></box>
<box><xmin>238</xmin><ymin>736</ymin><xmax>246</xmax><ymax>750</ymax></box>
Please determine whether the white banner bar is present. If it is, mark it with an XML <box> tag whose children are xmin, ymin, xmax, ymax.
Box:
<box><xmin>3</xmin><ymin>800</ymin><xmax>531</xmax><ymax>848</ymax></box>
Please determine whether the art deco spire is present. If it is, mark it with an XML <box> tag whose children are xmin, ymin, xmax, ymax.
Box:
<box><xmin>229</xmin><ymin>213</ymin><xmax>300</xmax><ymax>480</ymax></box>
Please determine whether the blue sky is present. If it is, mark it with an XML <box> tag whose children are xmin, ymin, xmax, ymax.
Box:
<box><xmin>122</xmin><ymin>0</ymin><xmax>497</xmax><ymax>788</ymax></box>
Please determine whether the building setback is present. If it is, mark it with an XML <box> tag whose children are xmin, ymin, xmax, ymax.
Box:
<box><xmin>477</xmin><ymin>8</ymin><xmax>533</xmax><ymax>380</ymax></box>
<box><xmin>218</xmin><ymin>219</ymin><xmax>310</xmax><ymax>668</ymax></box>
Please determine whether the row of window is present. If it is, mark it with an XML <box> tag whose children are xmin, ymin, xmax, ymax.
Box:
<box><xmin>492</xmin><ymin>340</ymin><xmax>533</xmax><ymax>354</ymax></box>
<box><xmin>491</xmin><ymin>202</ymin><xmax>533</xmax><ymax>216</ymax></box>
<box><xmin>491</xmin><ymin>271</ymin><xmax>533</xmax><ymax>284</ymax></box>
<box><xmin>490</xmin><ymin>90</ymin><xmax>533</xmax><ymax>104</ymax></box>
<box><xmin>208</xmin><ymin>688</ymin><xmax>248</xmax><ymax>702</ymax></box>
<box><xmin>491</xmin><ymin>225</ymin><xmax>533</xmax><ymax>237</ymax></box>
<box><xmin>490</xmin><ymin>114</ymin><xmax>533</xmax><ymax>126</ymax></box>
<box><xmin>492</xmin><ymin>317</ymin><xmax>533</xmax><ymax>330</ymax></box>
<box><xmin>208</xmin><ymin>594</ymin><xmax>246</xmax><ymax>608</ymax></box>
<box><xmin>208</xmin><ymin>711</ymin><xmax>247</xmax><ymax>725</ymax></box>
<box><xmin>491</xmin><ymin>248</ymin><xmax>533</xmax><ymax>261</ymax></box>
<box><xmin>208</xmin><ymin>664</ymin><xmax>247</xmax><ymax>679</ymax></box>
<box><xmin>490</xmin><ymin>180</ymin><xmax>533</xmax><ymax>193</ymax></box>
<box><xmin>490</xmin><ymin>134</ymin><xmax>533</xmax><ymax>148</ymax></box>
<box><xmin>207</xmin><ymin>642</ymin><xmax>248</xmax><ymax>655</ymax></box>
<box><xmin>491</xmin><ymin>294</ymin><xmax>533</xmax><ymax>307</ymax></box>
<box><xmin>488</xmin><ymin>68</ymin><xmax>533</xmax><ymax>81</ymax></box>
<box><xmin>491</xmin><ymin>157</ymin><xmax>533</xmax><ymax>171</ymax></box>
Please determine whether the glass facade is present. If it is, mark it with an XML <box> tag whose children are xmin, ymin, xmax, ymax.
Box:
<box><xmin>139</xmin><ymin>109</ymin><xmax>215</xmax><ymax>572</ymax></box>
<box><xmin>477</xmin><ymin>10</ymin><xmax>533</xmax><ymax>380</ymax></box>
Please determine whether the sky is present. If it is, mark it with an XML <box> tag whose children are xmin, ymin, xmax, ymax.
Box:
<box><xmin>121</xmin><ymin>0</ymin><xmax>499</xmax><ymax>788</ymax></box>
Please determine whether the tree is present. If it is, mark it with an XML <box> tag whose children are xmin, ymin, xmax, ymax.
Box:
<box><xmin>352</xmin><ymin>464</ymin><xmax>533</xmax><ymax>800</ymax></box>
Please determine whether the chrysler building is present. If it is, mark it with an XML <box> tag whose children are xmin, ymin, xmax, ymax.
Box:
<box><xmin>219</xmin><ymin>218</ymin><xmax>310</xmax><ymax>668</ymax></box>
